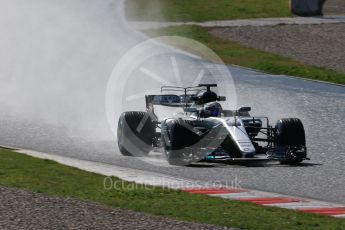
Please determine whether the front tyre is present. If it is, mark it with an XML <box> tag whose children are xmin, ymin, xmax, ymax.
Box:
<box><xmin>162</xmin><ymin>119</ymin><xmax>204</xmax><ymax>166</ymax></box>
<box><xmin>275</xmin><ymin>118</ymin><xmax>307</xmax><ymax>164</ymax></box>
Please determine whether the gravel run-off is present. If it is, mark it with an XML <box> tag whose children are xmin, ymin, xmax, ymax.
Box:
<box><xmin>210</xmin><ymin>23</ymin><xmax>345</xmax><ymax>74</ymax></box>
<box><xmin>0</xmin><ymin>186</ymin><xmax>235</xmax><ymax>230</ymax></box>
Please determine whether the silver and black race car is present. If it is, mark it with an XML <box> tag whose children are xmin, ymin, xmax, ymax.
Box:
<box><xmin>117</xmin><ymin>84</ymin><xmax>308</xmax><ymax>166</ymax></box>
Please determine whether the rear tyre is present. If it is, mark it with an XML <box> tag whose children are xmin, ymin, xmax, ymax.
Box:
<box><xmin>117</xmin><ymin>111</ymin><xmax>155</xmax><ymax>156</ymax></box>
<box><xmin>163</xmin><ymin>119</ymin><xmax>204</xmax><ymax>166</ymax></box>
<box><xmin>275</xmin><ymin>118</ymin><xmax>306</xmax><ymax>164</ymax></box>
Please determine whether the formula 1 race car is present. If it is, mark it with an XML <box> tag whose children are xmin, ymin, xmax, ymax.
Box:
<box><xmin>117</xmin><ymin>84</ymin><xmax>308</xmax><ymax>166</ymax></box>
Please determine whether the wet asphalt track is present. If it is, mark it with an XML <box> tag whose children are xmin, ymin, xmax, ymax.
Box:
<box><xmin>0</xmin><ymin>0</ymin><xmax>344</xmax><ymax>204</ymax></box>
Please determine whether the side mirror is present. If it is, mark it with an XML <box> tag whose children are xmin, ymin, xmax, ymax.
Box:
<box><xmin>184</xmin><ymin>107</ymin><xmax>198</xmax><ymax>113</ymax></box>
<box><xmin>238</xmin><ymin>107</ymin><xmax>251</xmax><ymax>112</ymax></box>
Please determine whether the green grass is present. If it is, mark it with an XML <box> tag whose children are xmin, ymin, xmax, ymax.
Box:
<box><xmin>143</xmin><ymin>26</ymin><xmax>345</xmax><ymax>85</ymax></box>
<box><xmin>125</xmin><ymin>0</ymin><xmax>293</xmax><ymax>22</ymax></box>
<box><xmin>1</xmin><ymin>148</ymin><xmax>345</xmax><ymax>229</ymax></box>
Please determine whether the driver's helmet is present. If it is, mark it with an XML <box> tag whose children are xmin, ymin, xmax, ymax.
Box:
<box><xmin>204</xmin><ymin>102</ymin><xmax>222</xmax><ymax>117</ymax></box>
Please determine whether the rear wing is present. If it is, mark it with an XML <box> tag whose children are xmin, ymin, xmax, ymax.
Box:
<box><xmin>160</xmin><ymin>85</ymin><xmax>206</xmax><ymax>94</ymax></box>
<box><xmin>145</xmin><ymin>94</ymin><xmax>193</xmax><ymax>109</ymax></box>
<box><xmin>145</xmin><ymin>85</ymin><xmax>206</xmax><ymax>109</ymax></box>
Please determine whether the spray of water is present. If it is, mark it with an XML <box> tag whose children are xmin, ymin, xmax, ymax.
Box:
<box><xmin>0</xmin><ymin>0</ymin><xmax>150</xmax><ymax>141</ymax></box>
<box><xmin>0</xmin><ymin>0</ymin><xmax>236</xmax><ymax>165</ymax></box>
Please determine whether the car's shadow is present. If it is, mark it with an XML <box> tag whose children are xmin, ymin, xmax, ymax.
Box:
<box><xmin>188</xmin><ymin>162</ymin><xmax>321</xmax><ymax>168</ymax></box>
